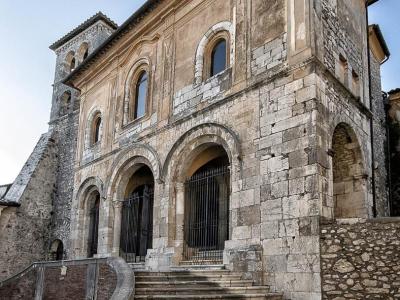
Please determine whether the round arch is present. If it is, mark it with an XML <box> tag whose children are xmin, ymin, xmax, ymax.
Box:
<box><xmin>105</xmin><ymin>144</ymin><xmax>161</xmax><ymax>257</ymax></box>
<box><xmin>162</xmin><ymin>122</ymin><xmax>242</xmax><ymax>181</ymax></box>
<box><xmin>162</xmin><ymin>123</ymin><xmax>241</xmax><ymax>262</ymax></box>
<box><xmin>107</xmin><ymin>143</ymin><xmax>162</xmax><ymax>198</ymax></box>
<box><xmin>330</xmin><ymin>122</ymin><xmax>369</xmax><ymax>219</ymax></box>
<box><xmin>49</xmin><ymin>239</ymin><xmax>64</xmax><ymax>261</ymax></box>
<box><xmin>72</xmin><ymin>177</ymin><xmax>104</xmax><ymax>258</ymax></box>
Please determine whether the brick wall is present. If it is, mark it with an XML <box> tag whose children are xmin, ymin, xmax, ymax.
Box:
<box><xmin>0</xmin><ymin>258</ymin><xmax>131</xmax><ymax>300</ymax></box>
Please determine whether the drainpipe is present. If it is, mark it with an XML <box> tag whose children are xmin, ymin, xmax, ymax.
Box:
<box><xmin>383</xmin><ymin>91</ymin><xmax>393</xmax><ymax>215</ymax></box>
<box><xmin>365</xmin><ymin>2</ymin><xmax>377</xmax><ymax>217</ymax></box>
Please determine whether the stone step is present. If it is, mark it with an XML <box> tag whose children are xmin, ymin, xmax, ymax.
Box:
<box><xmin>134</xmin><ymin>293</ymin><xmax>283</xmax><ymax>300</ymax></box>
<box><xmin>135</xmin><ymin>286</ymin><xmax>270</xmax><ymax>296</ymax></box>
<box><xmin>129</xmin><ymin>263</ymin><xmax>146</xmax><ymax>271</ymax></box>
<box><xmin>135</xmin><ymin>270</ymin><xmax>232</xmax><ymax>276</ymax></box>
<box><xmin>136</xmin><ymin>280</ymin><xmax>254</xmax><ymax>288</ymax></box>
<box><xmin>176</xmin><ymin>262</ymin><xmax>225</xmax><ymax>269</ymax></box>
<box><xmin>135</xmin><ymin>274</ymin><xmax>243</xmax><ymax>282</ymax></box>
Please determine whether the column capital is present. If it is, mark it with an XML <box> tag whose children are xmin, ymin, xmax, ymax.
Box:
<box><xmin>112</xmin><ymin>200</ymin><xmax>124</xmax><ymax>209</ymax></box>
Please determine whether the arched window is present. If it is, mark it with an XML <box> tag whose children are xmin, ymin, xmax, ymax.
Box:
<box><xmin>65</xmin><ymin>51</ymin><xmax>76</xmax><ymax>73</ymax></box>
<box><xmin>78</xmin><ymin>42</ymin><xmax>89</xmax><ymax>63</ymax></box>
<box><xmin>133</xmin><ymin>71</ymin><xmax>148</xmax><ymax>120</ymax></box>
<box><xmin>70</xmin><ymin>57</ymin><xmax>76</xmax><ymax>72</ymax></box>
<box><xmin>210</xmin><ymin>39</ymin><xmax>227</xmax><ymax>77</ymax></box>
<box><xmin>59</xmin><ymin>91</ymin><xmax>72</xmax><ymax>116</ymax></box>
<box><xmin>93</xmin><ymin>116</ymin><xmax>101</xmax><ymax>145</ymax></box>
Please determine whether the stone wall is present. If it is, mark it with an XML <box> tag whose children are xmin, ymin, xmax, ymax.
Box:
<box><xmin>321</xmin><ymin>219</ymin><xmax>400</xmax><ymax>299</ymax></box>
<box><xmin>48</xmin><ymin>112</ymin><xmax>79</xmax><ymax>258</ymax></box>
<box><xmin>0</xmin><ymin>133</ymin><xmax>57</xmax><ymax>280</ymax></box>
<box><xmin>370</xmin><ymin>53</ymin><xmax>390</xmax><ymax>217</ymax></box>
<box><xmin>251</xmin><ymin>34</ymin><xmax>287</xmax><ymax>76</ymax></box>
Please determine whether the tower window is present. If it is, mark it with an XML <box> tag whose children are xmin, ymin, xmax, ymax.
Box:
<box><xmin>338</xmin><ymin>54</ymin><xmax>348</xmax><ymax>86</ymax></box>
<box><xmin>133</xmin><ymin>71</ymin><xmax>148</xmax><ymax>120</ymax></box>
<box><xmin>83</xmin><ymin>49</ymin><xmax>89</xmax><ymax>60</ymax></box>
<box><xmin>93</xmin><ymin>117</ymin><xmax>101</xmax><ymax>144</ymax></box>
<box><xmin>210</xmin><ymin>39</ymin><xmax>227</xmax><ymax>77</ymax></box>
<box><xmin>352</xmin><ymin>70</ymin><xmax>360</xmax><ymax>98</ymax></box>
<box><xmin>92</xmin><ymin>115</ymin><xmax>102</xmax><ymax>145</ymax></box>
<box><xmin>65</xmin><ymin>51</ymin><xmax>76</xmax><ymax>73</ymax></box>
<box><xmin>78</xmin><ymin>42</ymin><xmax>90</xmax><ymax>63</ymax></box>
<box><xmin>70</xmin><ymin>58</ymin><xmax>76</xmax><ymax>72</ymax></box>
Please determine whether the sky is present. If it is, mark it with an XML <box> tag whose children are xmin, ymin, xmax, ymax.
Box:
<box><xmin>0</xmin><ymin>1</ymin><xmax>399</xmax><ymax>184</ymax></box>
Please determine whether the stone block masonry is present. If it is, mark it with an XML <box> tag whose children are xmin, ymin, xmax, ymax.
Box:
<box><xmin>251</xmin><ymin>34</ymin><xmax>287</xmax><ymax>76</ymax></box>
<box><xmin>321</xmin><ymin>218</ymin><xmax>400</xmax><ymax>299</ymax></box>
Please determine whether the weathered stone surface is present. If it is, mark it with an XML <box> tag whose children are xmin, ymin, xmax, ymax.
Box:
<box><xmin>321</xmin><ymin>219</ymin><xmax>400</xmax><ymax>299</ymax></box>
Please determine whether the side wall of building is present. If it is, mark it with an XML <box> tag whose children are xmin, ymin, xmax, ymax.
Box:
<box><xmin>0</xmin><ymin>134</ymin><xmax>57</xmax><ymax>280</ymax></box>
<box><xmin>370</xmin><ymin>54</ymin><xmax>390</xmax><ymax>216</ymax></box>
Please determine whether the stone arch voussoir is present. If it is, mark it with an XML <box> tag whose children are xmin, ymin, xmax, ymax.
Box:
<box><xmin>194</xmin><ymin>21</ymin><xmax>235</xmax><ymax>84</ymax></box>
<box><xmin>163</xmin><ymin>122</ymin><xmax>242</xmax><ymax>183</ymax></box>
<box><xmin>106</xmin><ymin>143</ymin><xmax>162</xmax><ymax>201</ymax></box>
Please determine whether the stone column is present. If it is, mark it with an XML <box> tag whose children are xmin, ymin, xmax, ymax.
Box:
<box><xmin>172</xmin><ymin>183</ymin><xmax>185</xmax><ymax>265</ymax></box>
<box><xmin>111</xmin><ymin>201</ymin><xmax>123</xmax><ymax>257</ymax></box>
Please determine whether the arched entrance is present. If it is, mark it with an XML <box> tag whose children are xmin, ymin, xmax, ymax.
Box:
<box><xmin>332</xmin><ymin>123</ymin><xmax>367</xmax><ymax>218</ymax></box>
<box><xmin>182</xmin><ymin>145</ymin><xmax>230</xmax><ymax>263</ymax></box>
<box><xmin>49</xmin><ymin>239</ymin><xmax>64</xmax><ymax>261</ymax></box>
<box><xmin>120</xmin><ymin>165</ymin><xmax>154</xmax><ymax>263</ymax></box>
<box><xmin>88</xmin><ymin>191</ymin><xmax>100</xmax><ymax>258</ymax></box>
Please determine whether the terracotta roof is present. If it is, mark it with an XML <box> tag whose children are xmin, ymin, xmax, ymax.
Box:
<box><xmin>389</xmin><ymin>89</ymin><xmax>400</xmax><ymax>95</ymax></box>
<box><xmin>49</xmin><ymin>12</ymin><xmax>118</xmax><ymax>51</ymax></box>
<box><xmin>367</xmin><ymin>0</ymin><xmax>380</xmax><ymax>6</ymax></box>
<box><xmin>63</xmin><ymin>0</ymin><xmax>161</xmax><ymax>86</ymax></box>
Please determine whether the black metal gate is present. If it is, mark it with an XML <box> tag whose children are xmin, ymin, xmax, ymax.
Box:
<box><xmin>88</xmin><ymin>195</ymin><xmax>100</xmax><ymax>258</ymax></box>
<box><xmin>120</xmin><ymin>185</ymin><xmax>154</xmax><ymax>263</ymax></box>
<box><xmin>183</xmin><ymin>164</ymin><xmax>229</xmax><ymax>263</ymax></box>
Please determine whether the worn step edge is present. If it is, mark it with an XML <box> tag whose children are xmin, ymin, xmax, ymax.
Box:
<box><xmin>136</xmin><ymin>280</ymin><xmax>254</xmax><ymax>288</ymax></box>
<box><xmin>135</xmin><ymin>286</ymin><xmax>270</xmax><ymax>295</ymax></box>
<box><xmin>134</xmin><ymin>293</ymin><xmax>283</xmax><ymax>299</ymax></box>
<box><xmin>135</xmin><ymin>275</ymin><xmax>242</xmax><ymax>280</ymax></box>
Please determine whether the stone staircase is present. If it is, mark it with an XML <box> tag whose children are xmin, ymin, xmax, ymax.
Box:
<box><xmin>132</xmin><ymin>269</ymin><xmax>283</xmax><ymax>299</ymax></box>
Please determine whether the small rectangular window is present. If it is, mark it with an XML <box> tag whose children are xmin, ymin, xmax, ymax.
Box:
<box><xmin>351</xmin><ymin>70</ymin><xmax>360</xmax><ymax>98</ymax></box>
<box><xmin>338</xmin><ymin>55</ymin><xmax>348</xmax><ymax>86</ymax></box>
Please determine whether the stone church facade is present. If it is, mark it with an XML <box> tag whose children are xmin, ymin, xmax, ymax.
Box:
<box><xmin>1</xmin><ymin>1</ymin><xmax>399</xmax><ymax>299</ymax></box>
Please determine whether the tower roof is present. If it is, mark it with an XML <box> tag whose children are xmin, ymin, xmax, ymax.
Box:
<box><xmin>49</xmin><ymin>12</ymin><xmax>118</xmax><ymax>51</ymax></box>
<box><xmin>63</xmin><ymin>0</ymin><xmax>161</xmax><ymax>86</ymax></box>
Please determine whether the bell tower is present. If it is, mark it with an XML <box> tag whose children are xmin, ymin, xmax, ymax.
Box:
<box><xmin>47</xmin><ymin>12</ymin><xmax>117</xmax><ymax>258</ymax></box>
<box><xmin>49</xmin><ymin>12</ymin><xmax>117</xmax><ymax>122</ymax></box>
